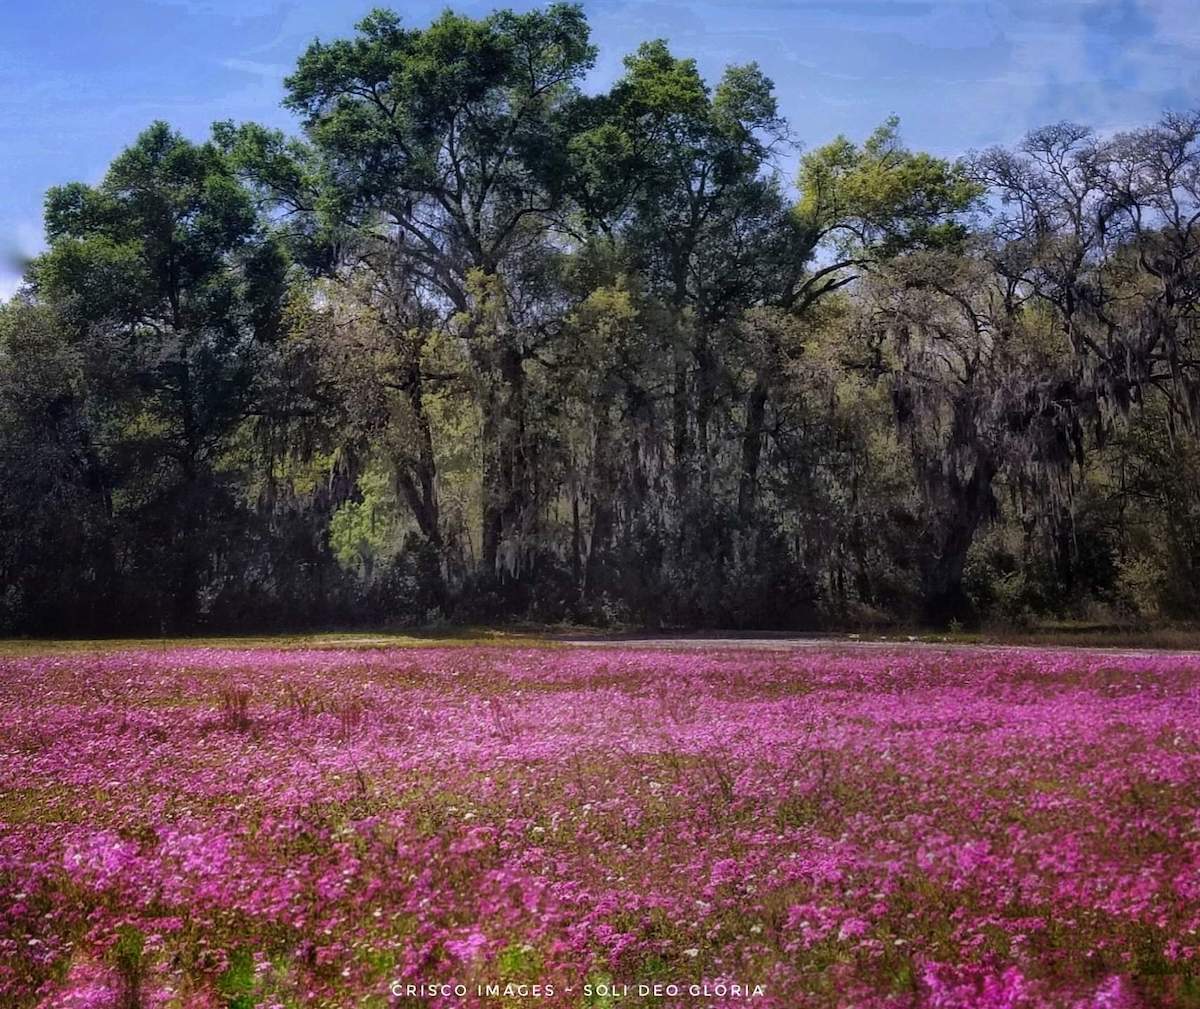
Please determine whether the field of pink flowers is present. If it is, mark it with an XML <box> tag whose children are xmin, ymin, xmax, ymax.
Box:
<box><xmin>2</xmin><ymin>643</ymin><xmax>1200</xmax><ymax>1008</ymax></box>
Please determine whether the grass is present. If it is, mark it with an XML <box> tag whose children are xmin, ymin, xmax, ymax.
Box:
<box><xmin>0</xmin><ymin>626</ymin><xmax>559</xmax><ymax>656</ymax></box>
<box><xmin>3</xmin><ymin>620</ymin><xmax>1200</xmax><ymax>656</ymax></box>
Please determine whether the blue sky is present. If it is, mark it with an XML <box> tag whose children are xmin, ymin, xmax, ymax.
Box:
<box><xmin>3</xmin><ymin>0</ymin><xmax>1200</xmax><ymax>299</ymax></box>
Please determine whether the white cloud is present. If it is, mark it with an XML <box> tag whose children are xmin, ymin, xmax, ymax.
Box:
<box><xmin>220</xmin><ymin>57</ymin><xmax>289</xmax><ymax>80</ymax></box>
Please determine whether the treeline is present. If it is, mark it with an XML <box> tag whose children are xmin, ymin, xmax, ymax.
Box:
<box><xmin>2</xmin><ymin>4</ymin><xmax>1199</xmax><ymax>634</ymax></box>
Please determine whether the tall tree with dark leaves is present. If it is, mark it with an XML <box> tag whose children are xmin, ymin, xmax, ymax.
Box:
<box><xmin>248</xmin><ymin>4</ymin><xmax>596</xmax><ymax>586</ymax></box>
<box><xmin>570</xmin><ymin>42</ymin><xmax>793</xmax><ymax>500</ymax></box>
<box><xmin>33</xmin><ymin>122</ymin><xmax>287</xmax><ymax>627</ymax></box>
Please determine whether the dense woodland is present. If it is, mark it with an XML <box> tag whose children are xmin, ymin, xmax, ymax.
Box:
<box><xmin>2</xmin><ymin>4</ymin><xmax>1200</xmax><ymax>634</ymax></box>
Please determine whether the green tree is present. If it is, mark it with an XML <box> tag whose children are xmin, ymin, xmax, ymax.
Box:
<box><xmin>570</xmin><ymin>41</ymin><xmax>794</xmax><ymax>499</ymax></box>
<box><xmin>33</xmin><ymin>121</ymin><xmax>287</xmax><ymax>626</ymax></box>
<box><xmin>0</xmin><ymin>299</ymin><xmax>117</xmax><ymax>631</ymax></box>
<box><xmin>229</xmin><ymin>5</ymin><xmax>596</xmax><ymax>588</ymax></box>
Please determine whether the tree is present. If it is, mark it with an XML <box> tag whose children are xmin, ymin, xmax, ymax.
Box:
<box><xmin>229</xmin><ymin>5</ymin><xmax>596</xmax><ymax>588</ymax></box>
<box><xmin>32</xmin><ymin>121</ymin><xmax>287</xmax><ymax>626</ymax></box>
<box><xmin>970</xmin><ymin>113</ymin><xmax>1200</xmax><ymax>437</ymax></box>
<box><xmin>0</xmin><ymin>299</ymin><xmax>115</xmax><ymax>631</ymax></box>
<box><xmin>730</xmin><ymin>118</ymin><xmax>981</xmax><ymax>526</ymax></box>
<box><xmin>570</xmin><ymin>41</ymin><xmax>794</xmax><ymax>501</ymax></box>
<box><xmin>4</xmin><ymin>11</ymin><xmax>1200</xmax><ymax>634</ymax></box>
<box><xmin>860</xmin><ymin>246</ymin><xmax>1088</xmax><ymax>622</ymax></box>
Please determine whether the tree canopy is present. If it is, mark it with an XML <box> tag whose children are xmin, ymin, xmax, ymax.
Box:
<box><xmin>3</xmin><ymin>6</ymin><xmax>1199</xmax><ymax>633</ymax></box>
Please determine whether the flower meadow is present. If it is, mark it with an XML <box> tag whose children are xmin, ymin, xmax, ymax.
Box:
<box><xmin>2</xmin><ymin>643</ymin><xmax>1200</xmax><ymax>1009</ymax></box>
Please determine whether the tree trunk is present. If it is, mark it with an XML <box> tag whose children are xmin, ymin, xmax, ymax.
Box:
<box><xmin>480</xmin><ymin>343</ymin><xmax>528</xmax><ymax>584</ymax></box>
<box><xmin>737</xmin><ymin>375</ymin><xmax>769</xmax><ymax>521</ymax></box>
<box><xmin>694</xmin><ymin>329</ymin><xmax>715</xmax><ymax>487</ymax></box>
<box><xmin>481</xmin><ymin>379</ymin><xmax>503</xmax><ymax>577</ymax></box>
<box><xmin>585</xmin><ymin>399</ymin><xmax>616</xmax><ymax>596</ymax></box>
<box><xmin>671</xmin><ymin>343</ymin><xmax>690</xmax><ymax>502</ymax></box>
<box><xmin>394</xmin><ymin>362</ymin><xmax>441</xmax><ymax>548</ymax></box>
<box><xmin>922</xmin><ymin>459</ymin><xmax>996</xmax><ymax>625</ymax></box>
<box><xmin>174</xmin><ymin>340</ymin><xmax>202</xmax><ymax>631</ymax></box>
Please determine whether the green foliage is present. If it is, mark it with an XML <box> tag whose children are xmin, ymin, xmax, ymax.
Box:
<box><xmin>111</xmin><ymin>925</ymin><xmax>146</xmax><ymax>1009</ymax></box>
<box><xmin>218</xmin><ymin>948</ymin><xmax>258</xmax><ymax>1009</ymax></box>
<box><xmin>329</xmin><ymin>468</ymin><xmax>401</xmax><ymax>578</ymax></box>
<box><xmin>279</xmin><ymin>3</ymin><xmax>595</xmax><ymax>262</ymax></box>
<box><xmin>582</xmin><ymin>972</ymin><xmax>618</xmax><ymax>1009</ymax></box>
<box><xmin>496</xmin><ymin>942</ymin><xmax>542</xmax><ymax>979</ymax></box>
<box><xmin>2</xmin><ymin>7</ymin><xmax>1199</xmax><ymax>635</ymax></box>
<box><xmin>3</xmin><ymin>123</ymin><xmax>294</xmax><ymax>631</ymax></box>
<box><xmin>796</xmin><ymin>116</ymin><xmax>982</xmax><ymax>256</ymax></box>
